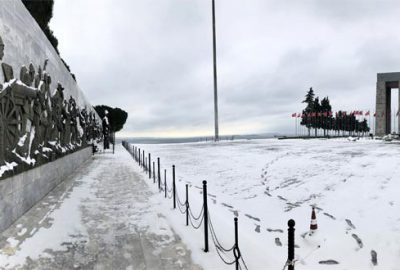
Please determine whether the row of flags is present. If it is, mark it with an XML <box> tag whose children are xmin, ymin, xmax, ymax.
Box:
<box><xmin>291</xmin><ymin>110</ymin><xmax>400</xmax><ymax>118</ymax></box>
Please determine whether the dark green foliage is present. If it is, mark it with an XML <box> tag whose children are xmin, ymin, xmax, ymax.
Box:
<box><xmin>22</xmin><ymin>0</ymin><xmax>59</xmax><ymax>53</ymax></box>
<box><xmin>22</xmin><ymin>0</ymin><xmax>75</xmax><ymax>80</ymax></box>
<box><xmin>300</xmin><ymin>88</ymin><xmax>370</xmax><ymax>136</ymax></box>
<box><xmin>94</xmin><ymin>105</ymin><xmax>128</xmax><ymax>132</ymax></box>
<box><xmin>300</xmin><ymin>88</ymin><xmax>315</xmax><ymax>134</ymax></box>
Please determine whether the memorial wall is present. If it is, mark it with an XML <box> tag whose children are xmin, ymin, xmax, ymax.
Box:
<box><xmin>0</xmin><ymin>1</ymin><xmax>102</xmax><ymax>232</ymax></box>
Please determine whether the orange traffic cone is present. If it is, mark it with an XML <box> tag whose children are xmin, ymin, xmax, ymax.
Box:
<box><xmin>310</xmin><ymin>207</ymin><xmax>318</xmax><ymax>230</ymax></box>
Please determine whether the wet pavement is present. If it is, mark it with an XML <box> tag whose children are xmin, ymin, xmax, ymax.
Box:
<box><xmin>0</xmin><ymin>146</ymin><xmax>201</xmax><ymax>270</ymax></box>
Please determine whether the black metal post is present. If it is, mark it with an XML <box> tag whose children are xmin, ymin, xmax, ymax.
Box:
<box><xmin>142</xmin><ymin>150</ymin><xmax>145</xmax><ymax>169</ymax></box>
<box><xmin>234</xmin><ymin>217</ymin><xmax>239</xmax><ymax>270</ymax></box>
<box><xmin>288</xmin><ymin>219</ymin><xmax>295</xmax><ymax>270</ymax></box>
<box><xmin>164</xmin><ymin>169</ymin><xmax>167</xmax><ymax>198</ymax></box>
<box><xmin>148</xmin><ymin>153</ymin><xmax>151</xmax><ymax>179</ymax></box>
<box><xmin>112</xmin><ymin>132</ymin><xmax>115</xmax><ymax>154</ymax></box>
<box><xmin>173</xmin><ymin>165</ymin><xmax>176</xmax><ymax>209</ymax></box>
<box><xmin>157</xmin><ymin>157</ymin><xmax>161</xmax><ymax>191</ymax></box>
<box><xmin>203</xmin><ymin>180</ymin><xmax>209</xmax><ymax>252</ymax></box>
<box><xmin>186</xmin><ymin>184</ymin><xmax>189</xmax><ymax>226</ymax></box>
<box><xmin>138</xmin><ymin>148</ymin><xmax>141</xmax><ymax>165</ymax></box>
<box><xmin>153</xmin><ymin>162</ymin><xmax>155</xmax><ymax>183</ymax></box>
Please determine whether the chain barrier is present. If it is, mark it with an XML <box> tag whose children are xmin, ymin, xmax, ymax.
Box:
<box><xmin>123</xmin><ymin>142</ymin><xmax>254</xmax><ymax>270</ymax></box>
<box><xmin>189</xmin><ymin>205</ymin><xmax>204</xmax><ymax>221</ymax></box>
<box><xmin>187</xmin><ymin>205</ymin><xmax>204</xmax><ymax>229</ymax></box>
<box><xmin>209</xmin><ymin>215</ymin><xmax>235</xmax><ymax>253</ymax></box>
<box><xmin>175</xmin><ymin>191</ymin><xmax>187</xmax><ymax>214</ymax></box>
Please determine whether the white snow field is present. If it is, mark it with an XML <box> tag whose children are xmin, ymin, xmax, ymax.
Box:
<box><xmin>133</xmin><ymin>138</ymin><xmax>400</xmax><ymax>270</ymax></box>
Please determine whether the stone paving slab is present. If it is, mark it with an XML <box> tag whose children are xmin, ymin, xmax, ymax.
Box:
<box><xmin>0</xmin><ymin>146</ymin><xmax>202</xmax><ymax>270</ymax></box>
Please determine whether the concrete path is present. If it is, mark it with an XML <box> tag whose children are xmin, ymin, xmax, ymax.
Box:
<box><xmin>0</xmin><ymin>146</ymin><xmax>202</xmax><ymax>270</ymax></box>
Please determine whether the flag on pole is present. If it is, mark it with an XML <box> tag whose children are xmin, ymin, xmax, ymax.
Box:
<box><xmin>297</xmin><ymin>113</ymin><xmax>301</xmax><ymax>117</ymax></box>
<box><xmin>365</xmin><ymin>111</ymin><xmax>370</xmax><ymax>116</ymax></box>
<box><xmin>291</xmin><ymin>113</ymin><xmax>296</xmax><ymax>117</ymax></box>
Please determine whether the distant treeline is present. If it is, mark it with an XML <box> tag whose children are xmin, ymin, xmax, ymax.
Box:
<box><xmin>298</xmin><ymin>87</ymin><xmax>370</xmax><ymax>136</ymax></box>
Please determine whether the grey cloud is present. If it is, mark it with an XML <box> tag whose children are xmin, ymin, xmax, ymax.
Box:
<box><xmin>51</xmin><ymin>0</ymin><xmax>400</xmax><ymax>136</ymax></box>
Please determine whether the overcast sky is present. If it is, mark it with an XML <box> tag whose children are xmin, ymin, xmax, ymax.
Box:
<box><xmin>50</xmin><ymin>0</ymin><xmax>400</xmax><ymax>137</ymax></box>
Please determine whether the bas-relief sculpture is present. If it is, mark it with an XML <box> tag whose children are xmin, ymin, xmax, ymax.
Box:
<box><xmin>0</xmin><ymin>35</ymin><xmax>102</xmax><ymax>179</ymax></box>
<box><xmin>102</xmin><ymin>110</ymin><xmax>110</xmax><ymax>149</ymax></box>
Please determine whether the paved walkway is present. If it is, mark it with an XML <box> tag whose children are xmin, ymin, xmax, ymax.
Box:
<box><xmin>0</xmin><ymin>146</ymin><xmax>201</xmax><ymax>270</ymax></box>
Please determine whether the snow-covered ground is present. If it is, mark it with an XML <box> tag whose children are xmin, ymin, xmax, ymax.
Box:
<box><xmin>132</xmin><ymin>138</ymin><xmax>400</xmax><ymax>270</ymax></box>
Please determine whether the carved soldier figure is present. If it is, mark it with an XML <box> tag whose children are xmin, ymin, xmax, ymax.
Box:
<box><xmin>62</xmin><ymin>99</ymin><xmax>71</xmax><ymax>146</ymax></box>
<box><xmin>68</xmin><ymin>96</ymin><xmax>78</xmax><ymax>145</ymax></box>
<box><xmin>0</xmin><ymin>36</ymin><xmax>14</xmax><ymax>83</ymax></box>
<box><xmin>79</xmin><ymin>107</ymin><xmax>88</xmax><ymax>144</ymax></box>
<box><xmin>51</xmin><ymin>83</ymin><xmax>65</xmax><ymax>144</ymax></box>
<box><xmin>102</xmin><ymin>110</ymin><xmax>110</xmax><ymax>149</ymax></box>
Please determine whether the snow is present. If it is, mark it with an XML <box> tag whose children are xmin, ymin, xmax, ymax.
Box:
<box><xmin>0</xmin><ymin>162</ymin><xmax>18</xmax><ymax>177</ymax></box>
<box><xmin>133</xmin><ymin>138</ymin><xmax>400</xmax><ymax>269</ymax></box>
<box><xmin>0</xmin><ymin>180</ymin><xmax>90</xmax><ymax>267</ymax></box>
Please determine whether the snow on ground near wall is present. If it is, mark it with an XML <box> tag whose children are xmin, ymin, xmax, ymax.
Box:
<box><xmin>135</xmin><ymin>138</ymin><xmax>400</xmax><ymax>269</ymax></box>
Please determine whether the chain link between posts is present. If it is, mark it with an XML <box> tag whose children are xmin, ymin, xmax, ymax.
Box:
<box><xmin>123</xmin><ymin>142</ymin><xmax>252</xmax><ymax>270</ymax></box>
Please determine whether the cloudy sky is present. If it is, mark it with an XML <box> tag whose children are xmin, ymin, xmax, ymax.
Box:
<box><xmin>50</xmin><ymin>0</ymin><xmax>400</xmax><ymax>137</ymax></box>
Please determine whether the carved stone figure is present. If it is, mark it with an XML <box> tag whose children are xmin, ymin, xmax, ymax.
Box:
<box><xmin>102</xmin><ymin>110</ymin><xmax>110</xmax><ymax>149</ymax></box>
<box><xmin>51</xmin><ymin>83</ymin><xmax>65</xmax><ymax>144</ymax></box>
<box><xmin>0</xmin><ymin>34</ymin><xmax>102</xmax><ymax>177</ymax></box>
<box><xmin>69</xmin><ymin>96</ymin><xmax>78</xmax><ymax>145</ymax></box>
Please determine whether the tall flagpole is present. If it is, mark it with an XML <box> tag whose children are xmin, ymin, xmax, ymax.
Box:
<box><xmin>212</xmin><ymin>0</ymin><xmax>219</xmax><ymax>141</ymax></box>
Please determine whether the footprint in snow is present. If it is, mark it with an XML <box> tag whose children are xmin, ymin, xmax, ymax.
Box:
<box><xmin>323</xmin><ymin>212</ymin><xmax>336</xmax><ymax>220</ymax></box>
<box><xmin>266</xmin><ymin>228</ymin><xmax>283</xmax><ymax>233</ymax></box>
<box><xmin>244</xmin><ymin>214</ymin><xmax>261</xmax><ymax>222</ymax></box>
<box><xmin>229</xmin><ymin>209</ymin><xmax>239</xmax><ymax>217</ymax></box>
<box><xmin>264</xmin><ymin>191</ymin><xmax>272</xmax><ymax>196</ymax></box>
<box><xmin>255</xmin><ymin>224</ymin><xmax>260</xmax><ymax>233</ymax></box>
<box><xmin>275</xmin><ymin>237</ymin><xmax>282</xmax><ymax>246</ymax></box>
<box><xmin>345</xmin><ymin>219</ymin><xmax>356</xmax><ymax>230</ymax></box>
<box><xmin>319</xmin><ymin>260</ymin><xmax>339</xmax><ymax>265</ymax></box>
<box><xmin>221</xmin><ymin>202</ymin><xmax>233</xmax><ymax>209</ymax></box>
<box><xmin>371</xmin><ymin>250</ymin><xmax>378</xmax><ymax>266</ymax></box>
<box><xmin>352</xmin><ymin>233</ymin><xmax>363</xmax><ymax>249</ymax></box>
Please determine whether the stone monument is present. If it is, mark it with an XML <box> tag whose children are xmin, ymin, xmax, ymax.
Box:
<box><xmin>375</xmin><ymin>72</ymin><xmax>400</xmax><ymax>136</ymax></box>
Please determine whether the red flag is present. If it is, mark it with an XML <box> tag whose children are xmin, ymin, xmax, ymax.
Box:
<box><xmin>291</xmin><ymin>113</ymin><xmax>296</xmax><ymax>117</ymax></box>
<box><xmin>297</xmin><ymin>113</ymin><xmax>301</xmax><ymax>117</ymax></box>
<box><xmin>359</xmin><ymin>111</ymin><xmax>363</xmax><ymax>116</ymax></box>
<box><xmin>365</xmin><ymin>111</ymin><xmax>370</xmax><ymax>116</ymax></box>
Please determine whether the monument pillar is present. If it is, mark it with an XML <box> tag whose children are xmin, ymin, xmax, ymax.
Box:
<box><xmin>375</xmin><ymin>80</ymin><xmax>387</xmax><ymax>136</ymax></box>
<box><xmin>375</xmin><ymin>73</ymin><xmax>400</xmax><ymax>136</ymax></box>
<box><xmin>398</xmin><ymin>86</ymin><xmax>400</xmax><ymax>133</ymax></box>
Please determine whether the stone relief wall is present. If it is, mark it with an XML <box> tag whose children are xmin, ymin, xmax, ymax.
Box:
<box><xmin>0</xmin><ymin>35</ymin><xmax>101</xmax><ymax>179</ymax></box>
<box><xmin>0</xmin><ymin>1</ymin><xmax>103</xmax><ymax>179</ymax></box>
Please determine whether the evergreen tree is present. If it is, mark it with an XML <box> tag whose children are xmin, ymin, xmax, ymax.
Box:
<box><xmin>22</xmin><ymin>1</ymin><xmax>75</xmax><ymax>80</ymax></box>
<box><xmin>300</xmin><ymin>87</ymin><xmax>315</xmax><ymax>136</ymax></box>
<box><xmin>94</xmin><ymin>105</ymin><xmax>128</xmax><ymax>132</ymax></box>
<box><xmin>313</xmin><ymin>97</ymin><xmax>321</xmax><ymax>136</ymax></box>
<box><xmin>320</xmin><ymin>97</ymin><xmax>332</xmax><ymax>136</ymax></box>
